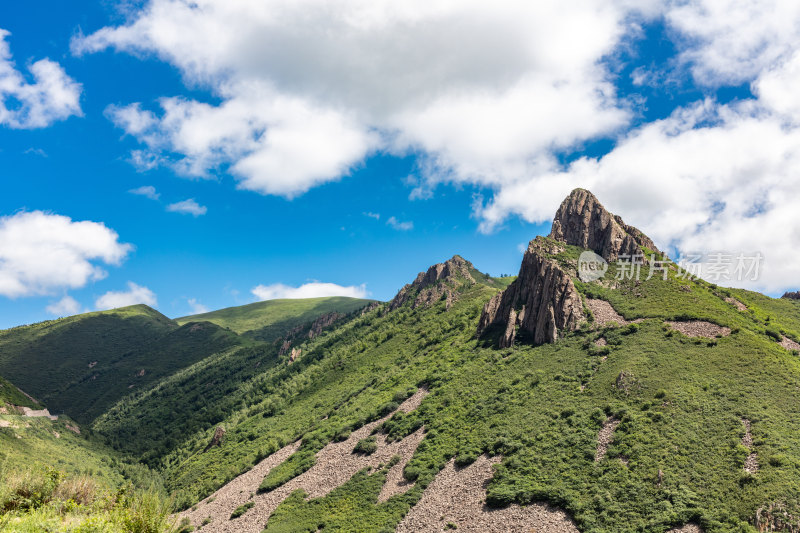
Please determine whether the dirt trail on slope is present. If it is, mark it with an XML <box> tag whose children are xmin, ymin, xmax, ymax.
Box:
<box><xmin>724</xmin><ymin>297</ymin><xmax>747</xmax><ymax>311</ymax></box>
<box><xmin>396</xmin><ymin>455</ymin><xmax>578</xmax><ymax>533</ymax></box>
<box><xmin>180</xmin><ymin>388</ymin><xmax>428</xmax><ymax>532</ymax></box>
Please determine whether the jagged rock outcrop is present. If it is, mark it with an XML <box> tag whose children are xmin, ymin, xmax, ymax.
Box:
<box><xmin>479</xmin><ymin>188</ymin><xmax>661</xmax><ymax>347</ymax></box>
<box><xmin>204</xmin><ymin>426</ymin><xmax>226</xmax><ymax>452</ymax></box>
<box><xmin>390</xmin><ymin>255</ymin><xmax>476</xmax><ymax>310</ymax></box>
<box><xmin>549</xmin><ymin>188</ymin><xmax>658</xmax><ymax>261</ymax></box>
<box><xmin>361</xmin><ymin>302</ymin><xmax>380</xmax><ymax>315</ymax></box>
<box><xmin>782</xmin><ymin>291</ymin><xmax>800</xmax><ymax>300</ymax></box>
<box><xmin>477</xmin><ymin>238</ymin><xmax>584</xmax><ymax>346</ymax></box>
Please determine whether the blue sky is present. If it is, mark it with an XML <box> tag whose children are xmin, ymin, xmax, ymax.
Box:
<box><xmin>2</xmin><ymin>1</ymin><xmax>799</xmax><ymax>328</ymax></box>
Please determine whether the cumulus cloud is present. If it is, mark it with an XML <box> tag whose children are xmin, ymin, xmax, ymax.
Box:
<box><xmin>478</xmin><ymin>71</ymin><xmax>800</xmax><ymax>292</ymax></box>
<box><xmin>0</xmin><ymin>211</ymin><xmax>132</xmax><ymax>298</ymax></box>
<box><xmin>0</xmin><ymin>29</ymin><xmax>81</xmax><ymax>128</ymax></box>
<box><xmin>95</xmin><ymin>282</ymin><xmax>157</xmax><ymax>310</ymax></box>
<box><xmin>251</xmin><ymin>282</ymin><xmax>368</xmax><ymax>301</ymax></box>
<box><xmin>166</xmin><ymin>198</ymin><xmax>207</xmax><ymax>216</ymax></box>
<box><xmin>73</xmin><ymin>1</ymin><xmax>800</xmax><ymax>293</ymax></box>
<box><xmin>386</xmin><ymin>216</ymin><xmax>413</xmax><ymax>231</ymax></box>
<box><xmin>129</xmin><ymin>185</ymin><xmax>160</xmax><ymax>200</ymax></box>
<box><xmin>73</xmin><ymin>0</ymin><xmax>653</xmax><ymax>197</ymax></box>
<box><xmin>186</xmin><ymin>297</ymin><xmax>208</xmax><ymax>314</ymax></box>
<box><xmin>666</xmin><ymin>0</ymin><xmax>800</xmax><ymax>86</ymax></box>
<box><xmin>46</xmin><ymin>295</ymin><xmax>81</xmax><ymax>316</ymax></box>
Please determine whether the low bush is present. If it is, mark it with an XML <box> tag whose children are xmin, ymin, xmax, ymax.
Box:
<box><xmin>230</xmin><ymin>501</ymin><xmax>254</xmax><ymax>519</ymax></box>
<box><xmin>353</xmin><ymin>436</ymin><xmax>378</xmax><ymax>455</ymax></box>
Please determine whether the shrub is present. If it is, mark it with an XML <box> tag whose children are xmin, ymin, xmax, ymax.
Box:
<box><xmin>353</xmin><ymin>436</ymin><xmax>378</xmax><ymax>455</ymax></box>
<box><xmin>120</xmin><ymin>489</ymin><xmax>174</xmax><ymax>533</ymax></box>
<box><xmin>0</xmin><ymin>467</ymin><xmax>61</xmax><ymax>512</ymax></box>
<box><xmin>259</xmin><ymin>450</ymin><xmax>316</xmax><ymax>493</ymax></box>
<box><xmin>230</xmin><ymin>501</ymin><xmax>254</xmax><ymax>520</ymax></box>
<box><xmin>765</xmin><ymin>328</ymin><xmax>782</xmax><ymax>341</ymax></box>
<box><xmin>53</xmin><ymin>476</ymin><xmax>99</xmax><ymax>506</ymax></box>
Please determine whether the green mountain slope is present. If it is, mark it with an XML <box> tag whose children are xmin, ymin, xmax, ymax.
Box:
<box><xmin>176</xmin><ymin>296</ymin><xmax>375</xmax><ymax>341</ymax></box>
<box><xmin>91</xmin><ymin>298</ymin><xmax>377</xmax><ymax>465</ymax></box>
<box><xmin>5</xmin><ymin>193</ymin><xmax>800</xmax><ymax>532</ymax></box>
<box><xmin>162</xmin><ymin>252</ymin><xmax>800</xmax><ymax>532</ymax></box>
<box><xmin>0</xmin><ymin>375</ymin><xmax>41</xmax><ymax>410</ymax></box>
<box><xmin>0</xmin><ymin>305</ymin><xmax>176</xmax><ymax>415</ymax></box>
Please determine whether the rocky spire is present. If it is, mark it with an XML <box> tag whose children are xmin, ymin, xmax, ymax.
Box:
<box><xmin>549</xmin><ymin>188</ymin><xmax>658</xmax><ymax>261</ymax></box>
<box><xmin>477</xmin><ymin>238</ymin><xmax>584</xmax><ymax>347</ymax></box>
<box><xmin>783</xmin><ymin>291</ymin><xmax>800</xmax><ymax>300</ymax></box>
<box><xmin>479</xmin><ymin>188</ymin><xmax>659</xmax><ymax>347</ymax></box>
<box><xmin>390</xmin><ymin>255</ymin><xmax>476</xmax><ymax>310</ymax></box>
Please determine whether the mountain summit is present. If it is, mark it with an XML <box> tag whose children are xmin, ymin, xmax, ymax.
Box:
<box><xmin>479</xmin><ymin>188</ymin><xmax>659</xmax><ymax>347</ymax></box>
<box><xmin>390</xmin><ymin>255</ymin><xmax>477</xmax><ymax>310</ymax></box>
<box><xmin>549</xmin><ymin>188</ymin><xmax>659</xmax><ymax>261</ymax></box>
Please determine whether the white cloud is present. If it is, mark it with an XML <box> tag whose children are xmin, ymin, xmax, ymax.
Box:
<box><xmin>363</xmin><ymin>212</ymin><xmax>380</xmax><ymax>220</ymax></box>
<box><xmin>186</xmin><ymin>297</ymin><xmax>208</xmax><ymax>314</ymax></box>
<box><xmin>251</xmin><ymin>282</ymin><xmax>368</xmax><ymax>301</ymax></box>
<box><xmin>24</xmin><ymin>147</ymin><xmax>47</xmax><ymax>157</ymax></box>
<box><xmin>0</xmin><ymin>29</ymin><xmax>81</xmax><ymax>128</ymax></box>
<box><xmin>386</xmin><ymin>216</ymin><xmax>413</xmax><ymax>231</ymax></box>
<box><xmin>129</xmin><ymin>185</ymin><xmax>160</xmax><ymax>200</ymax></box>
<box><xmin>0</xmin><ymin>211</ymin><xmax>132</xmax><ymax>298</ymax></box>
<box><xmin>72</xmin><ymin>1</ymin><xmax>800</xmax><ymax>294</ymax></box>
<box><xmin>469</xmin><ymin>4</ymin><xmax>800</xmax><ymax>293</ymax></box>
<box><xmin>665</xmin><ymin>0</ymin><xmax>800</xmax><ymax>86</ymax></box>
<box><xmin>73</xmin><ymin>0</ymin><xmax>655</xmax><ymax>197</ymax></box>
<box><xmin>46</xmin><ymin>295</ymin><xmax>81</xmax><ymax>316</ymax></box>
<box><xmin>95</xmin><ymin>281</ymin><xmax>157</xmax><ymax>310</ymax></box>
<box><xmin>166</xmin><ymin>198</ymin><xmax>207</xmax><ymax>216</ymax></box>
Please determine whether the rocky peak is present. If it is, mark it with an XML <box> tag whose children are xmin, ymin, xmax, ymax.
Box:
<box><xmin>549</xmin><ymin>188</ymin><xmax>658</xmax><ymax>261</ymax></box>
<box><xmin>479</xmin><ymin>188</ymin><xmax>659</xmax><ymax>348</ymax></box>
<box><xmin>782</xmin><ymin>291</ymin><xmax>800</xmax><ymax>300</ymax></box>
<box><xmin>390</xmin><ymin>255</ymin><xmax>476</xmax><ymax>310</ymax></box>
<box><xmin>478</xmin><ymin>237</ymin><xmax>584</xmax><ymax>346</ymax></box>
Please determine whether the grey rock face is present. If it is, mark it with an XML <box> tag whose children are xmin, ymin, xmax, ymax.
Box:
<box><xmin>390</xmin><ymin>255</ymin><xmax>475</xmax><ymax>310</ymax></box>
<box><xmin>479</xmin><ymin>188</ymin><xmax>660</xmax><ymax>347</ymax></box>
<box><xmin>477</xmin><ymin>237</ymin><xmax>584</xmax><ymax>346</ymax></box>
<box><xmin>549</xmin><ymin>188</ymin><xmax>658</xmax><ymax>261</ymax></box>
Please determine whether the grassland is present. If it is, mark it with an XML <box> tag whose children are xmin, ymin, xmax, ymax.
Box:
<box><xmin>176</xmin><ymin>296</ymin><xmax>375</xmax><ymax>341</ymax></box>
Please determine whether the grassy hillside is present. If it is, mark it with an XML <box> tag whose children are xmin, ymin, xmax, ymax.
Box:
<box><xmin>0</xmin><ymin>305</ymin><xmax>176</xmax><ymax>419</ymax></box>
<box><xmin>176</xmin><ymin>296</ymin><xmax>375</xmax><ymax>341</ymax></box>
<box><xmin>0</xmin><ymin>375</ymin><xmax>41</xmax><ymax>410</ymax></box>
<box><xmin>55</xmin><ymin>321</ymin><xmax>245</xmax><ymax>424</ymax></box>
<box><xmin>93</xmin><ymin>340</ymin><xmax>280</xmax><ymax>465</ymax></box>
<box><xmin>146</xmin><ymin>250</ymin><xmax>800</xmax><ymax>532</ymax></box>
<box><xmin>0</xmin><ymin>298</ymin><xmax>370</xmax><ymax>426</ymax></box>
<box><xmin>92</xmin><ymin>298</ymin><xmax>376</xmax><ymax>466</ymax></box>
<box><xmin>0</xmin><ymin>412</ymin><xmax>175</xmax><ymax>532</ymax></box>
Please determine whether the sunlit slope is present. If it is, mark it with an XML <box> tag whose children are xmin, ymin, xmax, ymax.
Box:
<box><xmin>176</xmin><ymin>296</ymin><xmax>375</xmax><ymax>341</ymax></box>
<box><xmin>158</xmin><ymin>250</ymin><xmax>800</xmax><ymax>532</ymax></box>
<box><xmin>0</xmin><ymin>305</ymin><xmax>177</xmax><ymax>418</ymax></box>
